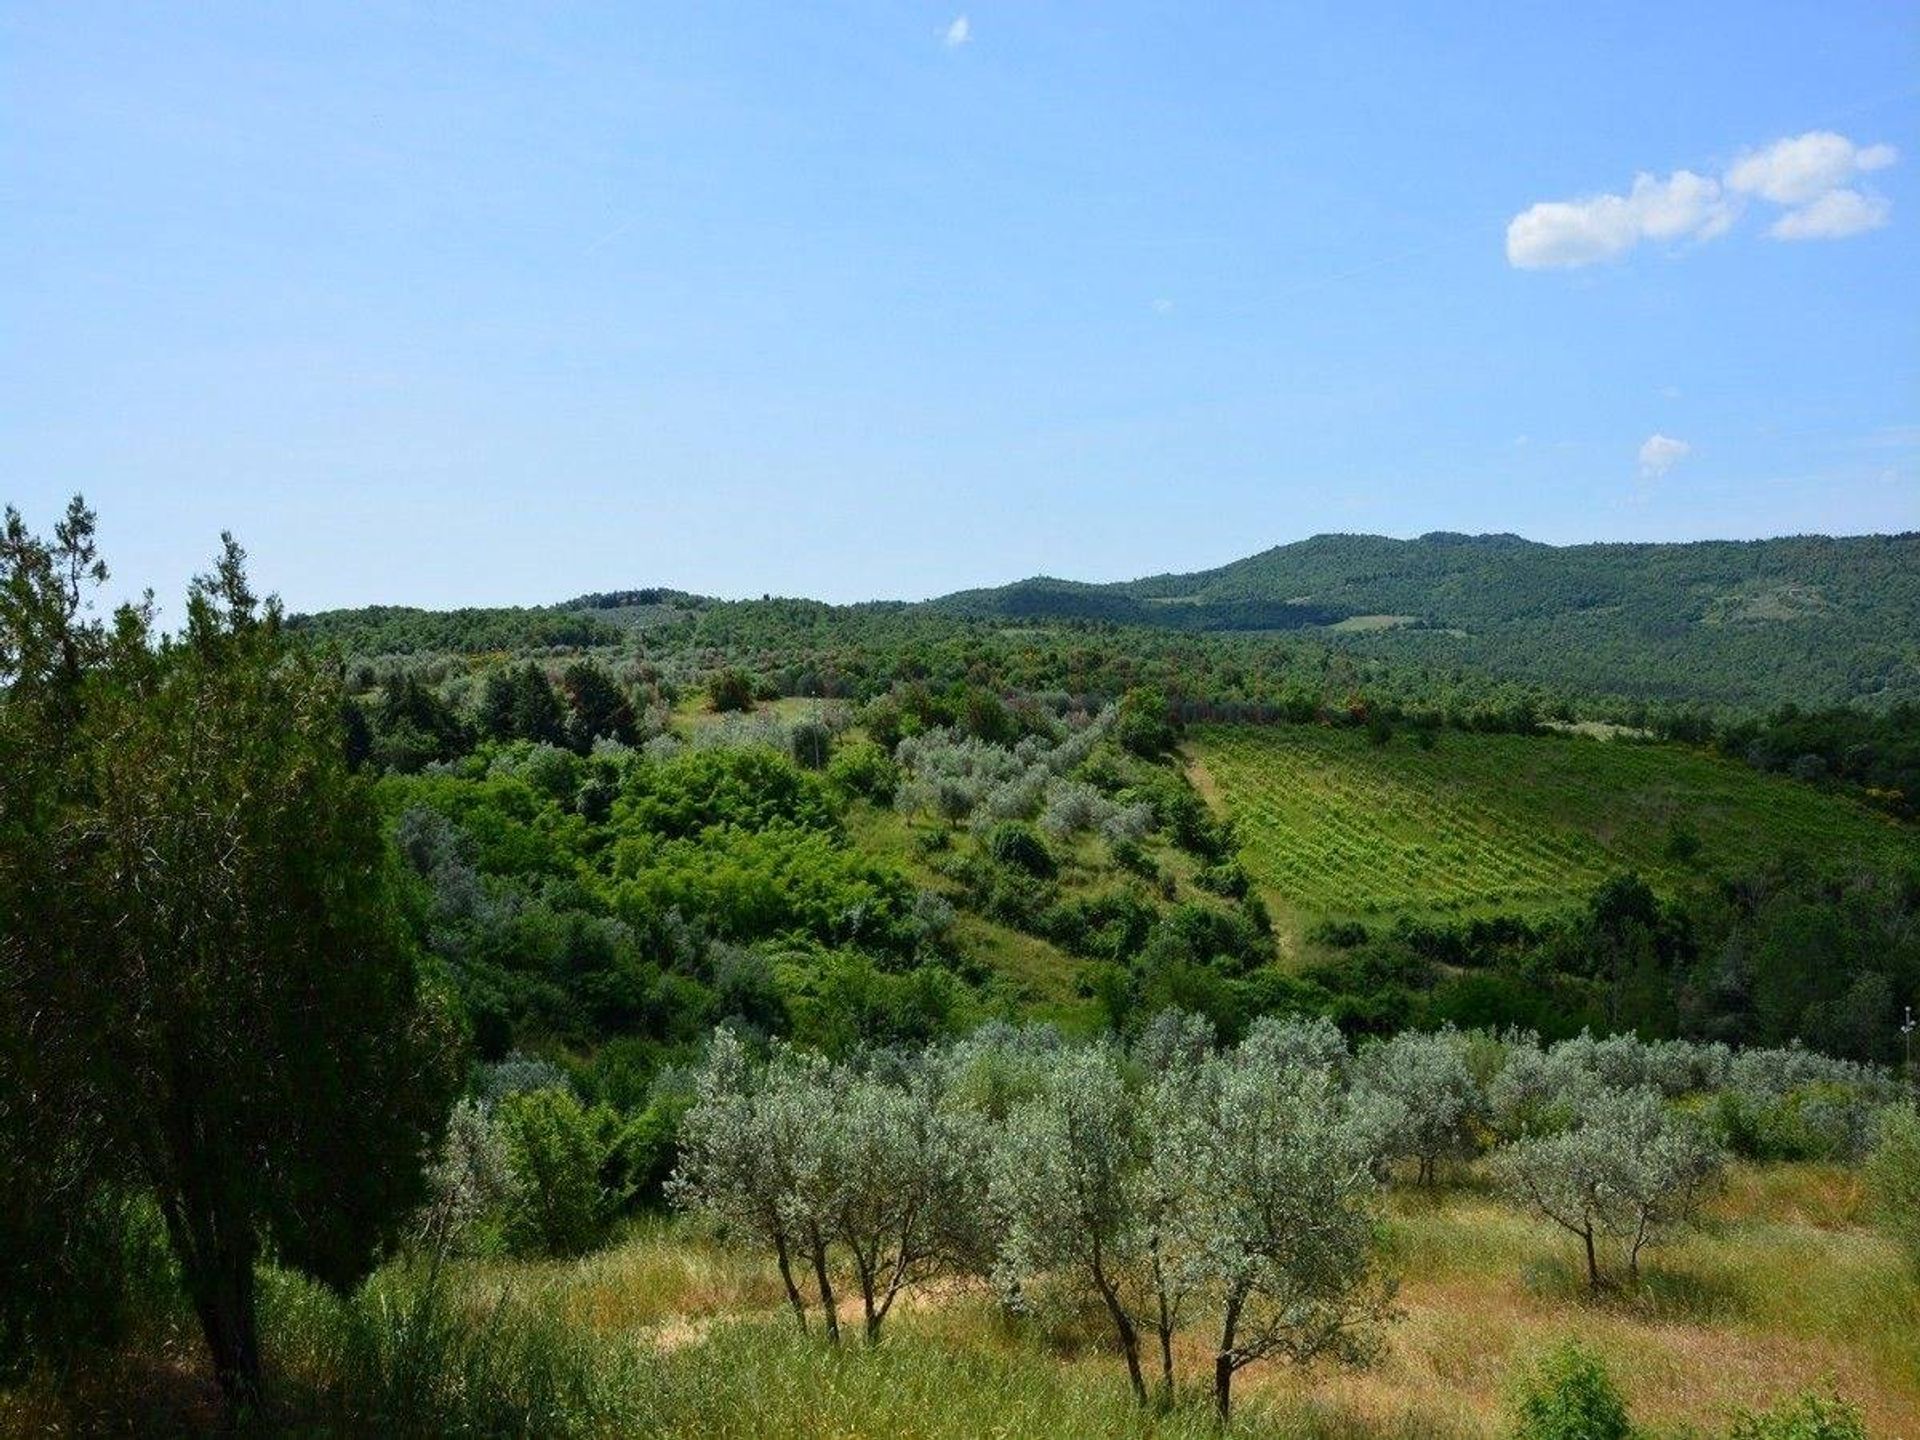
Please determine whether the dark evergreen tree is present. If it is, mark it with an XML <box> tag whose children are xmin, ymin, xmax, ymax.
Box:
<box><xmin>563</xmin><ymin>659</ymin><xmax>637</xmax><ymax>750</ymax></box>
<box><xmin>0</xmin><ymin>504</ymin><xmax>459</xmax><ymax>1410</ymax></box>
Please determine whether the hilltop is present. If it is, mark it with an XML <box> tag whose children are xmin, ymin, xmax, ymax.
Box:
<box><xmin>927</xmin><ymin>531</ymin><xmax>1920</xmax><ymax>710</ymax></box>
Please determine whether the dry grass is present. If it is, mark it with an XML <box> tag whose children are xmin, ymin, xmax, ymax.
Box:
<box><xmin>457</xmin><ymin>1219</ymin><xmax>788</xmax><ymax>1338</ymax></box>
<box><xmin>561</xmin><ymin>1163</ymin><xmax>1918</xmax><ymax>1439</ymax></box>
<box><xmin>1207</xmin><ymin>1165</ymin><xmax>1918</xmax><ymax>1438</ymax></box>
<box><xmin>11</xmin><ymin>1164</ymin><xmax>1907</xmax><ymax>1438</ymax></box>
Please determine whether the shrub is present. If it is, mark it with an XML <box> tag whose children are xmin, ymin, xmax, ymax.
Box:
<box><xmin>1726</xmin><ymin>1387</ymin><xmax>1868</xmax><ymax>1440</ymax></box>
<box><xmin>1510</xmin><ymin>1342</ymin><xmax>1633</xmax><ymax>1440</ymax></box>
<box><xmin>827</xmin><ymin>738</ymin><xmax>900</xmax><ymax>804</ymax></box>
<box><xmin>494</xmin><ymin>1087</ymin><xmax>630</xmax><ymax>1257</ymax></box>
<box><xmin>1308</xmin><ymin>919</ymin><xmax>1373</xmax><ymax>949</ymax></box>
<box><xmin>707</xmin><ymin>667</ymin><xmax>756</xmax><ymax>713</ymax></box>
<box><xmin>788</xmin><ymin>716</ymin><xmax>833</xmax><ymax>771</ymax></box>
<box><xmin>1194</xmin><ymin>859</ymin><xmax>1252</xmax><ymax>899</ymax></box>
<box><xmin>1114</xmin><ymin>687</ymin><xmax>1178</xmax><ymax>759</ymax></box>
<box><xmin>986</xmin><ymin>821</ymin><xmax>1057</xmax><ymax>879</ymax></box>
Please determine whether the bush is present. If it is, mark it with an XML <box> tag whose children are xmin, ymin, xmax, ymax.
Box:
<box><xmin>1194</xmin><ymin>860</ymin><xmax>1251</xmax><ymax>899</ymax></box>
<box><xmin>1114</xmin><ymin>687</ymin><xmax>1178</xmax><ymax>759</ymax></box>
<box><xmin>1308</xmin><ymin>919</ymin><xmax>1373</xmax><ymax>949</ymax></box>
<box><xmin>827</xmin><ymin>738</ymin><xmax>900</xmax><ymax>803</ymax></box>
<box><xmin>494</xmin><ymin>1087</ymin><xmax>631</xmax><ymax>1257</ymax></box>
<box><xmin>1510</xmin><ymin>1342</ymin><xmax>1633</xmax><ymax>1440</ymax></box>
<box><xmin>986</xmin><ymin>821</ymin><xmax>1057</xmax><ymax>879</ymax></box>
<box><xmin>788</xmin><ymin>716</ymin><xmax>833</xmax><ymax>771</ymax></box>
<box><xmin>1726</xmin><ymin>1388</ymin><xmax>1867</xmax><ymax>1440</ymax></box>
<box><xmin>707</xmin><ymin>668</ymin><xmax>756</xmax><ymax>713</ymax></box>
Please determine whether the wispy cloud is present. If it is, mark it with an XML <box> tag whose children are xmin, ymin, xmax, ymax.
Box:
<box><xmin>1638</xmin><ymin>433</ymin><xmax>1691</xmax><ymax>478</ymax></box>
<box><xmin>1506</xmin><ymin>130</ymin><xmax>1897</xmax><ymax>268</ymax></box>
<box><xmin>943</xmin><ymin>15</ymin><xmax>971</xmax><ymax>48</ymax></box>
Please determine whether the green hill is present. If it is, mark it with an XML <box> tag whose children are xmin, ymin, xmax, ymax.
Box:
<box><xmin>931</xmin><ymin>532</ymin><xmax>1920</xmax><ymax>710</ymax></box>
<box><xmin>1190</xmin><ymin>723</ymin><xmax>1917</xmax><ymax>931</ymax></box>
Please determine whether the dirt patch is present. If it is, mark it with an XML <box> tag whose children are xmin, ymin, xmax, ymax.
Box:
<box><xmin>1181</xmin><ymin>749</ymin><xmax>1225</xmax><ymax>816</ymax></box>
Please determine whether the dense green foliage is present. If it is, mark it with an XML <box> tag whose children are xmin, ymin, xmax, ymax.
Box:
<box><xmin>1510</xmin><ymin>1342</ymin><xmax>1633</xmax><ymax>1440</ymax></box>
<box><xmin>934</xmin><ymin>531</ymin><xmax>1920</xmax><ymax>710</ymax></box>
<box><xmin>0</xmin><ymin>504</ymin><xmax>458</xmax><ymax>1406</ymax></box>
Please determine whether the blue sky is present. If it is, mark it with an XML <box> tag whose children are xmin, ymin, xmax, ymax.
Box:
<box><xmin>3</xmin><ymin>2</ymin><xmax>1916</xmax><ymax>612</ymax></box>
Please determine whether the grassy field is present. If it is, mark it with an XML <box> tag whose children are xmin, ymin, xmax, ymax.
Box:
<box><xmin>1188</xmin><ymin>724</ymin><xmax>1916</xmax><ymax>928</ymax></box>
<box><xmin>15</xmin><ymin>1165</ymin><xmax>1906</xmax><ymax>1437</ymax></box>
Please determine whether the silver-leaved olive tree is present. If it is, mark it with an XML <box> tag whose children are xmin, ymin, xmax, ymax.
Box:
<box><xmin>1494</xmin><ymin>1084</ymin><xmax>1722</xmax><ymax>1289</ymax></box>
<box><xmin>671</xmin><ymin>1029</ymin><xmax>988</xmax><ymax>1345</ymax></box>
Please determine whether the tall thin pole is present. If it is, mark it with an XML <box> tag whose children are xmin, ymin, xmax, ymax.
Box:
<box><xmin>1902</xmin><ymin>1004</ymin><xmax>1916</xmax><ymax>1100</ymax></box>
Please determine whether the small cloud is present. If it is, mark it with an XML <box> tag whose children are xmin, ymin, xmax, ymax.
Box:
<box><xmin>1769</xmin><ymin>187</ymin><xmax>1890</xmax><ymax>240</ymax></box>
<box><xmin>1506</xmin><ymin>170</ymin><xmax>1733</xmax><ymax>269</ymax></box>
<box><xmin>1508</xmin><ymin>129</ymin><xmax>1897</xmax><ymax>268</ymax></box>
<box><xmin>1511</xmin><ymin>435</ymin><xmax>1531</xmax><ymax>449</ymax></box>
<box><xmin>1661</xmin><ymin>385</ymin><xmax>1683</xmax><ymax>400</ymax></box>
<box><xmin>943</xmin><ymin>14</ymin><xmax>970</xmax><ymax>47</ymax></box>
<box><xmin>1638</xmin><ymin>433</ymin><xmax>1691</xmax><ymax>478</ymax></box>
<box><xmin>1725</xmin><ymin>131</ymin><xmax>1895</xmax><ymax>205</ymax></box>
<box><xmin>1151</xmin><ymin>297</ymin><xmax>1175</xmax><ymax>315</ymax></box>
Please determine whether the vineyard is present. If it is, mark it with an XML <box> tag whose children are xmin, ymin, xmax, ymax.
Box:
<box><xmin>1190</xmin><ymin>724</ymin><xmax>1917</xmax><ymax>923</ymax></box>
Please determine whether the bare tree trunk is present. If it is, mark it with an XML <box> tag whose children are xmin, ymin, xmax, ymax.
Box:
<box><xmin>1149</xmin><ymin>1241</ymin><xmax>1176</xmax><ymax>1403</ymax></box>
<box><xmin>187</xmin><ymin>1234</ymin><xmax>261</xmax><ymax>1410</ymax></box>
<box><xmin>1214</xmin><ymin>1289</ymin><xmax>1245</xmax><ymax>1423</ymax></box>
<box><xmin>1156</xmin><ymin>1313</ymin><xmax>1176</xmax><ymax>1404</ymax></box>
<box><xmin>160</xmin><ymin>1181</ymin><xmax>262</xmax><ymax>1413</ymax></box>
<box><xmin>810</xmin><ymin>1236</ymin><xmax>841</xmax><ymax>1345</ymax></box>
<box><xmin>1092</xmin><ymin>1265</ymin><xmax>1146</xmax><ymax>1404</ymax></box>
<box><xmin>773</xmin><ymin>1230</ymin><xmax>809</xmax><ymax>1333</ymax></box>
<box><xmin>856</xmin><ymin>1252</ymin><xmax>881</xmax><ymax>1346</ymax></box>
<box><xmin>1583</xmin><ymin>1225</ymin><xmax>1601</xmax><ymax>1291</ymax></box>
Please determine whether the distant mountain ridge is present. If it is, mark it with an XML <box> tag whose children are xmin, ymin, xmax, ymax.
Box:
<box><xmin>926</xmin><ymin>531</ymin><xmax>1920</xmax><ymax>710</ymax></box>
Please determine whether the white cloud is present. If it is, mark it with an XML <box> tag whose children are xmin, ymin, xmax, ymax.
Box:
<box><xmin>1508</xmin><ymin>129</ymin><xmax>1896</xmax><ymax>267</ymax></box>
<box><xmin>1769</xmin><ymin>187</ymin><xmax>1891</xmax><ymax>240</ymax></box>
<box><xmin>1505</xmin><ymin>170</ymin><xmax>1733</xmax><ymax>269</ymax></box>
<box><xmin>943</xmin><ymin>15</ymin><xmax>970</xmax><ymax>47</ymax></box>
<box><xmin>1725</xmin><ymin>131</ymin><xmax>1896</xmax><ymax>205</ymax></box>
<box><xmin>1151</xmin><ymin>297</ymin><xmax>1175</xmax><ymax>315</ymax></box>
<box><xmin>1638</xmin><ymin>433</ymin><xmax>1691</xmax><ymax>478</ymax></box>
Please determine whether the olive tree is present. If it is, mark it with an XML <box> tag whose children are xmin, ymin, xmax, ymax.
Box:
<box><xmin>672</xmin><ymin>1032</ymin><xmax>985</xmax><ymax>1345</ymax></box>
<box><xmin>1182</xmin><ymin>1030</ymin><xmax>1397</xmax><ymax>1420</ymax></box>
<box><xmin>669</xmin><ymin>1030</ymin><xmax>824</xmax><ymax>1334</ymax></box>
<box><xmin>1356</xmin><ymin>1025</ymin><xmax>1484</xmax><ymax>1185</ymax></box>
<box><xmin>1494</xmin><ymin>1086</ymin><xmax>1721</xmax><ymax>1289</ymax></box>
<box><xmin>820</xmin><ymin>1059</ymin><xmax>991</xmax><ymax>1342</ymax></box>
<box><xmin>989</xmin><ymin>1042</ymin><xmax>1161</xmax><ymax>1402</ymax></box>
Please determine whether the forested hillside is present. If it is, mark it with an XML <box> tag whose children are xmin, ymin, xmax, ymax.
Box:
<box><xmin>931</xmin><ymin>531</ymin><xmax>1920</xmax><ymax>710</ymax></box>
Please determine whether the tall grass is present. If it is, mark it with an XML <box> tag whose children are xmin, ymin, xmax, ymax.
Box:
<box><xmin>7</xmin><ymin>1164</ymin><xmax>1910</xmax><ymax>1438</ymax></box>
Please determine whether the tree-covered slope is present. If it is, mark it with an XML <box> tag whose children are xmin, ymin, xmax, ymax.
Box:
<box><xmin>930</xmin><ymin>532</ymin><xmax>1920</xmax><ymax>710</ymax></box>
